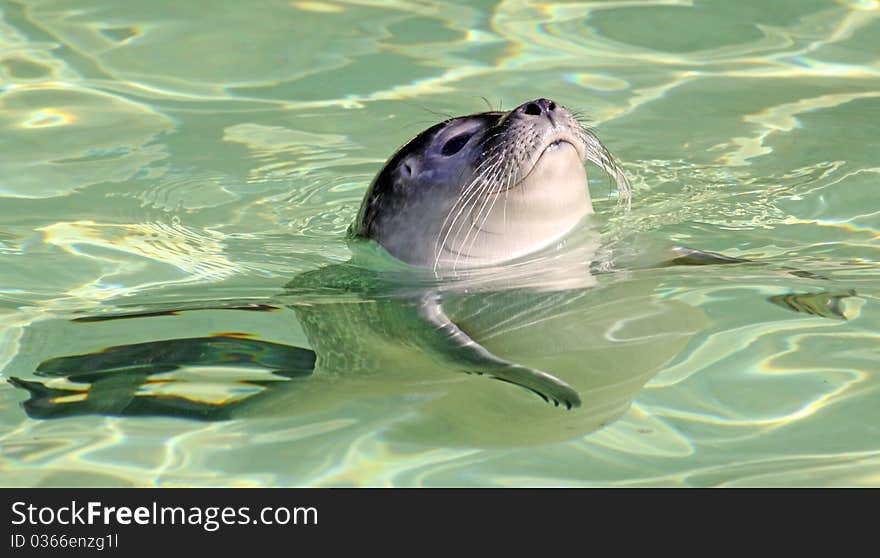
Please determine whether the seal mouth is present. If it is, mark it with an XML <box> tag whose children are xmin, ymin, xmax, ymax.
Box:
<box><xmin>539</xmin><ymin>129</ymin><xmax>586</xmax><ymax>160</ymax></box>
<box><xmin>544</xmin><ymin>138</ymin><xmax>576</xmax><ymax>153</ymax></box>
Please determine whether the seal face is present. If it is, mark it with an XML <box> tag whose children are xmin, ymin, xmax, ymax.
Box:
<box><xmin>352</xmin><ymin>98</ymin><xmax>630</xmax><ymax>270</ymax></box>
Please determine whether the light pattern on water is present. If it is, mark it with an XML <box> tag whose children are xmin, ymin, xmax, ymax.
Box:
<box><xmin>1</xmin><ymin>0</ymin><xmax>879</xmax><ymax>487</ymax></box>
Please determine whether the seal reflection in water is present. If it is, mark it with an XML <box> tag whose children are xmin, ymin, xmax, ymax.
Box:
<box><xmin>11</xmin><ymin>99</ymin><xmax>745</xmax><ymax>446</ymax></box>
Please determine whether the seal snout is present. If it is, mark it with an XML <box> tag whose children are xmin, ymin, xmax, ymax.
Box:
<box><xmin>518</xmin><ymin>98</ymin><xmax>557</xmax><ymax>118</ymax></box>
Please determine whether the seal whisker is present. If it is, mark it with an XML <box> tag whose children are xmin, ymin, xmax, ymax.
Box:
<box><xmin>579</xmin><ymin>127</ymin><xmax>631</xmax><ymax>205</ymax></box>
<box><xmin>468</xmin><ymin>160</ymin><xmax>512</xmax><ymax>251</ymax></box>
<box><xmin>503</xmin><ymin>163</ymin><xmax>509</xmax><ymax>231</ymax></box>
<box><xmin>419</xmin><ymin>107</ymin><xmax>455</xmax><ymax>120</ymax></box>
<box><xmin>449</xmin><ymin>161</ymin><xmax>506</xmax><ymax>270</ymax></box>
<box><xmin>502</xmin><ymin>161</ymin><xmax>515</xmax><ymax>234</ymax></box>
<box><xmin>471</xmin><ymin>159</ymin><xmax>516</xmax><ymax>241</ymax></box>
<box><xmin>432</xmin><ymin>139</ymin><xmax>507</xmax><ymax>250</ymax></box>
<box><xmin>434</xmin><ymin>148</ymin><xmax>502</xmax><ymax>244</ymax></box>
<box><xmin>434</xmin><ymin>150</ymin><xmax>499</xmax><ymax>246</ymax></box>
<box><xmin>433</xmin><ymin>152</ymin><xmax>505</xmax><ymax>270</ymax></box>
<box><xmin>449</xmin><ymin>160</ymin><xmax>507</xmax><ymax>270</ymax></box>
<box><xmin>452</xmin><ymin>154</ymin><xmax>513</xmax><ymax>268</ymax></box>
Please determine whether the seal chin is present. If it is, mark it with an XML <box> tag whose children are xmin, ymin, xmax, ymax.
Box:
<box><xmin>513</xmin><ymin>137</ymin><xmax>584</xmax><ymax>191</ymax></box>
<box><xmin>516</xmin><ymin>140</ymin><xmax>589</xmax><ymax>209</ymax></box>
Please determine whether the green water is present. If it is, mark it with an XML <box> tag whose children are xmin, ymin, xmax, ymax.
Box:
<box><xmin>1</xmin><ymin>0</ymin><xmax>879</xmax><ymax>487</ymax></box>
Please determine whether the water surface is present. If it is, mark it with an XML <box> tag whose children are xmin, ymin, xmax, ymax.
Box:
<box><xmin>1</xmin><ymin>0</ymin><xmax>879</xmax><ymax>487</ymax></box>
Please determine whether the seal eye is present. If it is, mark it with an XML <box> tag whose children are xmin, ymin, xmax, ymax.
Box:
<box><xmin>441</xmin><ymin>133</ymin><xmax>472</xmax><ymax>157</ymax></box>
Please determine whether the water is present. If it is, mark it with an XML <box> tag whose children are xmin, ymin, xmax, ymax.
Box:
<box><xmin>1</xmin><ymin>0</ymin><xmax>879</xmax><ymax>487</ymax></box>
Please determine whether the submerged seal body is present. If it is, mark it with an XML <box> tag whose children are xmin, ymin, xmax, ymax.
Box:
<box><xmin>352</xmin><ymin>98</ymin><xmax>629</xmax><ymax>270</ymax></box>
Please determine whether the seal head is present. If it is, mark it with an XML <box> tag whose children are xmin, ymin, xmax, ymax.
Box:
<box><xmin>352</xmin><ymin>98</ymin><xmax>629</xmax><ymax>270</ymax></box>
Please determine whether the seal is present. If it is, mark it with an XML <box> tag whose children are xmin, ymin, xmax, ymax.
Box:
<box><xmin>283</xmin><ymin>98</ymin><xmax>638</xmax><ymax>410</ymax></box>
<box><xmin>352</xmin><ymin>98</ymin><xmax>629</xmax><ymax>270</ymax></box>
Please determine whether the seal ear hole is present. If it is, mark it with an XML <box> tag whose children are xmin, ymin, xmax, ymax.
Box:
<box><xmin>441</xmin><ymin>133</ymin><xmax>472</xmax><ymax>157</ymax></box>
<box><xmin>401</xmin><ymin>163</ymin><xmax>413</xmax><ymax>177</ymax></box>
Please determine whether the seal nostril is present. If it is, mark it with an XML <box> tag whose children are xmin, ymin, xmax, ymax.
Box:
<box><xmin>402</xmin><ymin>163</ymin><xmax>412</xmax><ymax>177</ymax></box>
<box><xmin>547</xmin><ymin>101</ymin><xmax>556</xmax><ymax>111</ymax></box>
<box><xmin>523</xmin><ymin>102</ymin><xmax>541</xmax><ymax>116</ymax></box>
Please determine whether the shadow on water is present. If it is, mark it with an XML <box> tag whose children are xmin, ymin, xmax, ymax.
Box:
<box><xmin>9</xmin><ymin>334</ymin><xmax>315</xmax><ymax>421</ymax></box>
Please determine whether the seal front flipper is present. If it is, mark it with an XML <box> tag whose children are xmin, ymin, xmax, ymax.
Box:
<box><xmin>415</xmin><ymin>292</ymin><xmax>581</xmax><ymax>409</ymax></box>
